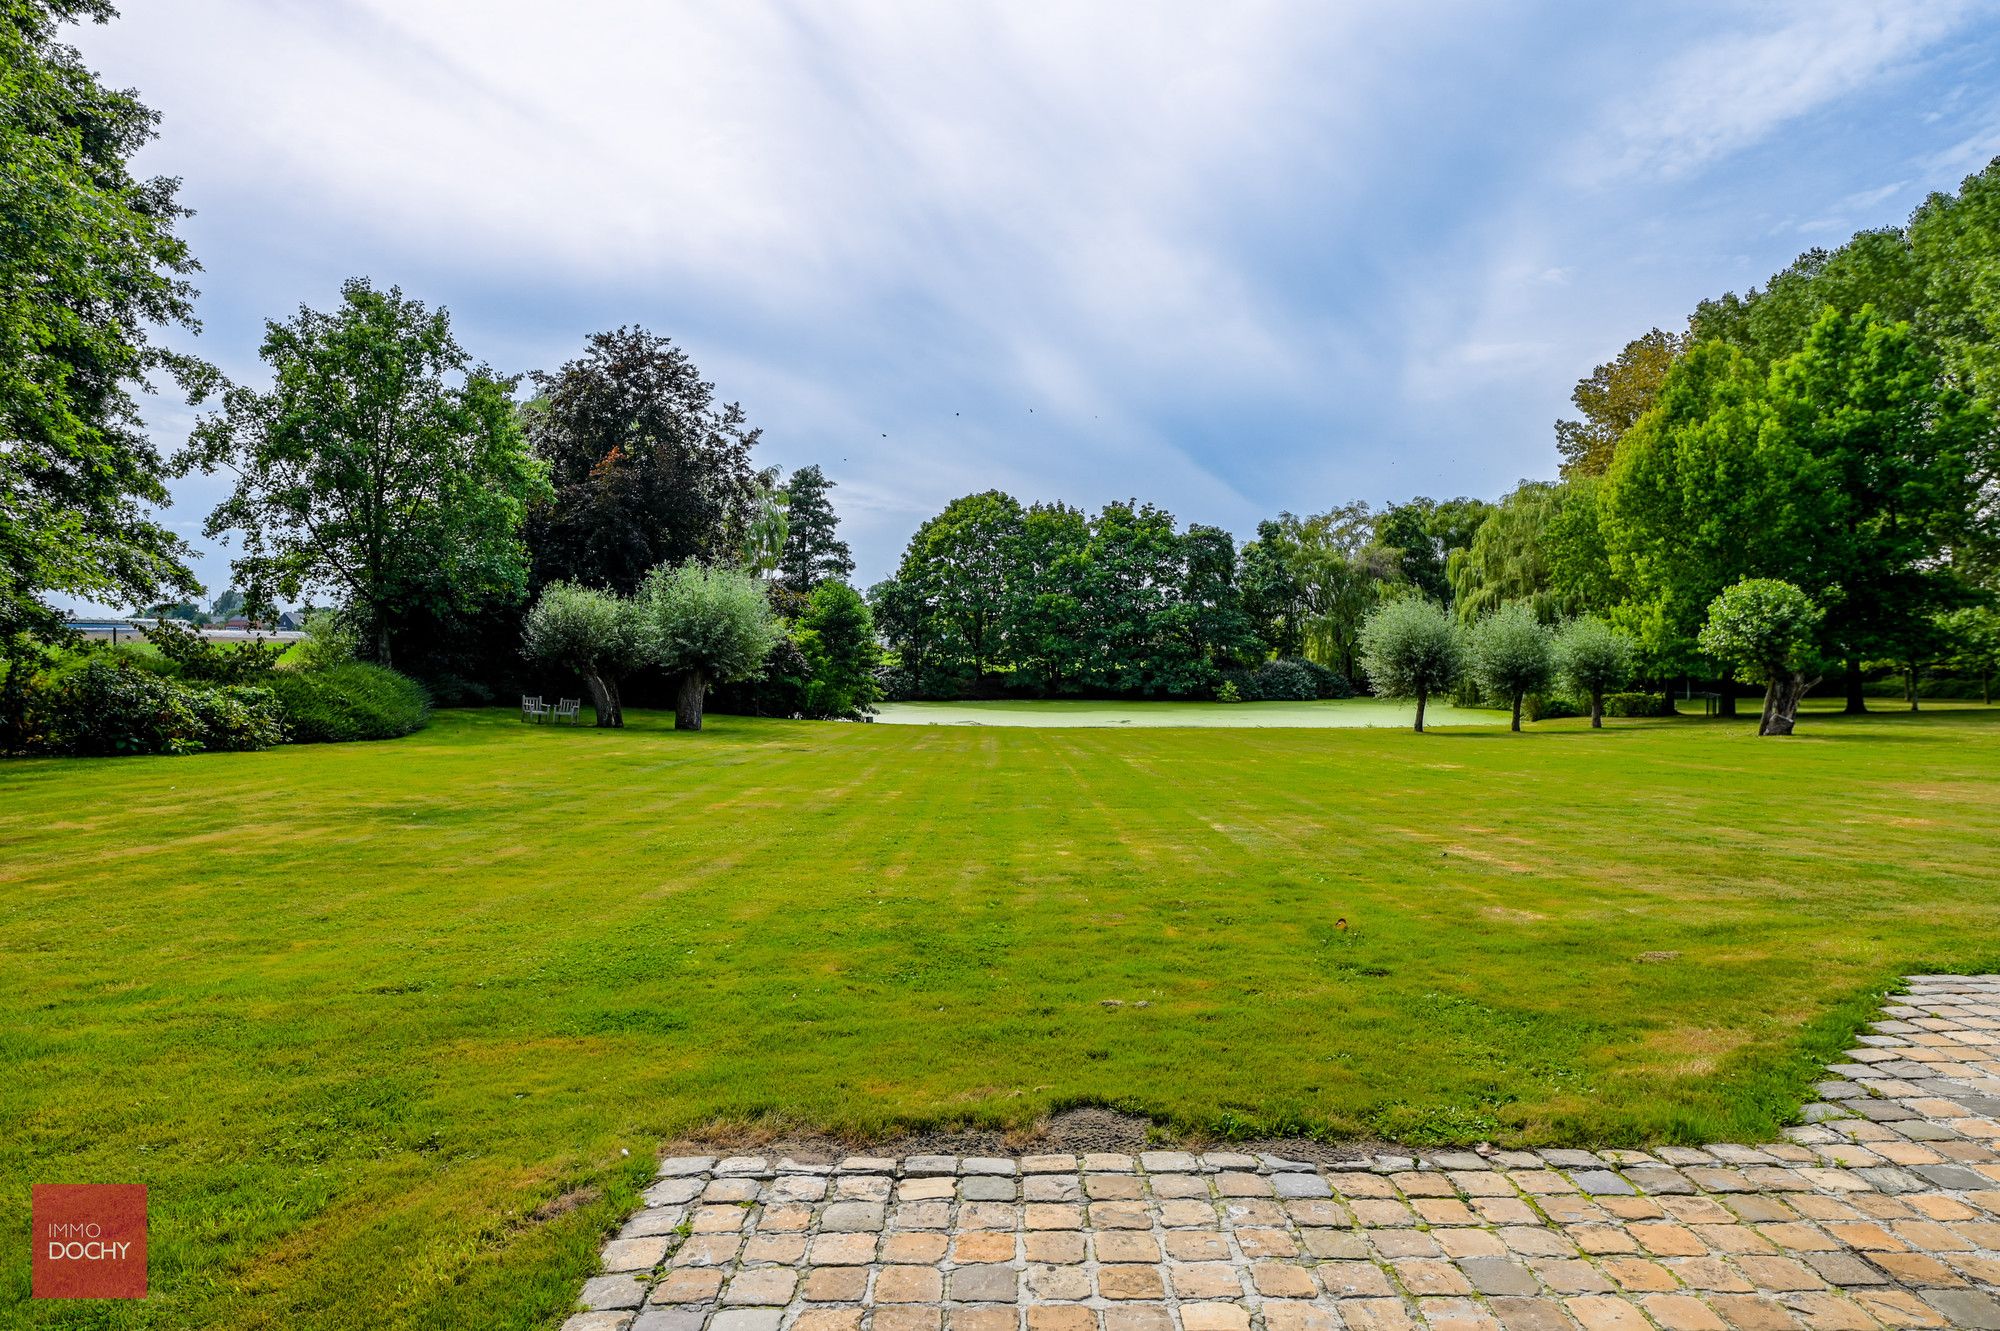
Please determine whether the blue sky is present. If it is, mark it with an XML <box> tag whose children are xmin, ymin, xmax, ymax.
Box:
<box><xmin>67</xmin><ymin>0</ymin><xmax>2000</xmax><ymax>604</ymax></box>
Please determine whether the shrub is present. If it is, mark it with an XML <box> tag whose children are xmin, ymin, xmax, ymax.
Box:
<box><xmin>28</xmin><ymin>659</ymin><xmax>204</xmax><ymax>756</ymax></box>
<box><xmin>291</xmin><ymin>610</ymin><xmax>360</xmax><ymax>672</ymax></box>
<box><xmin>1215</xmin><ymin>680</ymin><xmax>1243</xmax><ymax>704</ymax></box>
<box><xmin>1252</xmin><ymin>659</ymin><xmax>1317</xmax><ymax>701</ymax></box>
<box><xmin>187</xmin><ymin>685</ymin><xmax>289</xmax><ymax>751</ymax></box>
<box><xmin>22</xmin><ymin>658</ymin><xmax>286</xmax><ymax>756</ymax></box>
<box><xmin>143</xmin><ymin>616</ymin><xmax>284</xmax><ymax>683</ymax></box>
<box><xmin>267</xmin><ymin>663</ymin><xmax>431</xmax><ymax>742</ymax></box>
<box><xmin>1603</xmin><ymin>691</ymin><xmax>1673</xmax><ymax>718</ymax></box>
<box><xmin>1522</xmin><ymin>693</ymin><xmax>1584</xmax><ymax>722</ymax></box>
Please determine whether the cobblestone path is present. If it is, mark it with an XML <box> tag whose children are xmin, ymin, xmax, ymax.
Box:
<box><xmin>564</xmin><ymin>976</ymin><xmax>2000</xmax><ymax>1331</ymax></box>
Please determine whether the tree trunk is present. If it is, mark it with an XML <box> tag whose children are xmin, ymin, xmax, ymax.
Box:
<box><xmin>675</xmin><ymin>669</ymin><xmax>708</xmax><ymax>731</ymax></box>
<box><xmin>582</xmin><ymin>668</ymin><xmax>620</xmax><ymax>728</ymax></box>
<box><xmin>1510</xmin><ymin>693</ymin><xmax>1522</xmax><ymax>732</ymax></box>
<box><xmin>1906</xmin><ymin>659</ymin><xmax>1920</xmax><ymax>712</ymax></box>
<box><xmin>1413</xmin><ymin>686</ymin><xmax>1427</xmax><ymax>734</ymax></box>
<box><xmin>376</xmin><ymin>620</ymin><xmax>393</xmax><ymax>669</ymax></box>
<box><xmin>1589</xmin><ymin>688</ymin><xmax>1604</xmax><ymax>728</ymax></box>
<box><xmin>1843</xmin><ymin>657</ymin><xmax>1866</xmax><ymax>714</ymax></box>
<box><xmin>1758</xmin><ymin>671</ymin><xmax>1817</xmax><ymax>736</ymax></box>
<box><xmin>1715</xmin><ymin>687</ymin><xmax>1737</xmax><ymax>718</ymax></box>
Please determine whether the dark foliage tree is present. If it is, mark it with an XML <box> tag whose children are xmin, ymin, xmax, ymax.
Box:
<box><xmin>1237</xmin><ymin>519</ymin><xmax>1308</xmax><ymax>658</ymax></box>
<box><xmin>894</xmin><ymin>490</ymin><xmax>1023</xmax><ymax>690</ymax></box>
<box><xmin>776</xmin><ymin>465</ymin><xmax>853</xmax><ymax>595</ymax></box>
<box><xmin>1</xmin><ymin>0</ymin><xmax>217</xmax><ymax>744</ymax></box>
<box><xmin>1375</xmin><ymin>496</ymin><xmax>1490</xmax><ymax>605</ymax></box>
<box><xmin>524</xmin><ymin>328</ymin><xmax>761</xmax><ymax>594</ymax></box>
<box><xmin>796</xmin><ymin>580</ymin><xmax>881</xmax><ymax>717</ymax></box>
<box><xmin>1000</xmin><ymin>502</ymin><xmax>1091</xmax><ymax>694</ymax></box>
<box><xmin>183</xmin><ymin>280</ymin><xmax>546</xmax><ymax>667</ymax></box>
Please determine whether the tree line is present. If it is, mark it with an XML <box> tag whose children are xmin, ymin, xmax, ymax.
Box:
<box><xmin>871</xmin><ymin>160</ymin><xmax>2000</xmax><ymax>729</ymax></box>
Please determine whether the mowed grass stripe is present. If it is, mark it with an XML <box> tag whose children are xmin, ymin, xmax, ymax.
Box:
<box><xmin>3</xmin><ymin>706</ymin><xmax>1998</xmax><ymax>1328</ymax></box>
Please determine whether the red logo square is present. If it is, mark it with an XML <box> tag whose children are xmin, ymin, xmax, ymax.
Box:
<box><xmin>32</xmin><ymin>1184</ymin><xmax>147</xmax><ymax>1299</ymax></box>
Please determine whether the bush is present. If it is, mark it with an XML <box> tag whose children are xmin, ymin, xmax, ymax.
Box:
<box><xmin>1215</xmin><ymin>680</ymin><xmax>1243</xmax><ymax>704</ymax></box>
<box><xmin>267</xmin><ymin>663</ymin><xmax>431</xmax><ymax>742</ymax></box>
<box><xmin>1252</xmin><ymin>658</ymin><xmax>1318</xmax><ymax>701</ymax></box>
<box><xmin>1522</xmin><ymin>693</ymin><xmax>1584</xmax><ymax>722</ymax></box>
<box><xmin>1603</xmin><ymin>691</ymin><xmax>1674</xmax><ymax>718</ymax></box>
<box><xmin>187</xmin><ymin>685</ymin><xmax>289</xmax><ymax>751</ymax></box>
<box><xmin>22</xmin><ymin>658</ymin><xmax>287</xmax><ymax>756</ymax></box>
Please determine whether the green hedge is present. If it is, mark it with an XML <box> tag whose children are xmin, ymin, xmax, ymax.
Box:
<box><xmin>265</xmin><ymin>663</ymin><xmax>431</xmax><ymax>743</ymax></box>
<box><xmin>1603</xmin><ymin>691</ymin><xmax>1676</xmax><ymax>717</ymax></box>
<box><xmin>23</xmin><ymin>658</ymin><xmax>286</xmax><ymax>756</ymax></box>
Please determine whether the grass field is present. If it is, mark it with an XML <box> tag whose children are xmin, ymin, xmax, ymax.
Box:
<box><xmin>4</xmin><ymin>705</ymin><xmax>2000</xmax><ymax>1328</ymax></box>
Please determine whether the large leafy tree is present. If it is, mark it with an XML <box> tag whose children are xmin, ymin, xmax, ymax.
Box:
<box><xmin>1446</xmin><ymin>481</ymin><xmax>1582</xmax><ymax>623</ymax></box>
<box><xmin>1245</xmin><ymin>505</ymin><xmax>1399</xmax><ymax>682</ymax></box>
<box><xmin>795</xmin><ymin>579</ymin><xmax>881</xmax><ymax>718</ymax></box>
<box><xmin>1</xmin><ymin>0</ymin><xmax>216</xmax><ymax>740</ymax></box>
<box><xmin>1000</xmin><ymin>501</ymin><xmax>1091</xmax><ymax>694</ymax></box>
<box><xmin>1237</xmin><ymin>518</ymin><xmax>1308</xmax><ymax>658</ymax></box>
<box><xmin>1374</xmin><ymin>496</ymin><xmax>1489</xmax><ymax>605</ymax></box>
<box><xmin>1555</xmin><ymin>329</ymin><xmax>1686</xmax><ymax>478</ymax></box>
<box><xmin>525</xmin><ymin>328</ymin><xmax>760</xmax><ymax>594</ymax></box>
<box><xmin>894</xmin><ymin>490</ymin><xmax>1023</xmax><ymax>689</ymax></box>
<box><xmin>1603</xmin><ymin>308</ymin><xmax>1982</xmax><ymax>710</ymax></box>
<box><xmin>184</xmin><ymin>280</ymin><xmax>546</xmax><ymax>666</ymax></box>
<box><xmin>776</xmin><ymin>464</ymin><xmax>853</xmax><ymax>595</ymax></box>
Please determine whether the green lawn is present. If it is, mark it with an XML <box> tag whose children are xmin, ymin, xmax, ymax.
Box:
<box><xmin>4</xmin><ymin>706</ymin><xmax>1999</xmax><ymax>1328</ymax></box>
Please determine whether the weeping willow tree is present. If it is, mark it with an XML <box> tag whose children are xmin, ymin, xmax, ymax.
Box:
<box><xmin>1445</xmin><ymin>481</ymin><xmax>1584</xmax><ymax>623</ymax></box>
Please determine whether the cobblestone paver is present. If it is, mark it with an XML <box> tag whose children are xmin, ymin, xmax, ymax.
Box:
<box><xmin>565</xmin><ymin>976</ymin><xmax>2000</xmax><ymax>1331</ymax></box>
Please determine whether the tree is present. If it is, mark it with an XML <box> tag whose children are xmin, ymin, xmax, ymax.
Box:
<box><xmin>1447</xmin><ymin>482</ymin><xmax>1577</xmax><ymax>623</ymax></box>
<box><xmin>184</xmin><ymin>279</ymin><xmax>546</xmax><ymax>666</ymax></box>
<box><xmin>1357</xmin><ymin>598</ymin><xmax>1465</xmax><ymax>733</ymax></box>
<box><xmin>520</xmin><ymin>582</ymin><xmax>642</xmax><ymax>727</ymax></box>
<box><xmin>868</xmin><ymin>576</ymin><xmax>940</xmax><ymax>699</ymax></box>
<box><xmin>1603</xmin><ymin>309</ymin><xmax>1983</xmax><ymax>714</ymax></box>
<box><xmin>1468</xmin><ymin>603</ymin><xmax>1555</xmax><ymax>732</ymax></box>
<box><xmin>1938</xmin><ymin>604</ymin><xmax>2000</xmax><ymax>705</ymax></box>
<box><xmin>1250</xmin><ymin>505</ymin><xmax>1400</xmax><ymax>682</ymax></box>
<box><xmin>1238</xmin><ymin>519</ymin><xmax>1308</xmax><ymax>658</ymax></box>
<box><xmin>777</xmin><ymin>465</ymin><xmax>854</xmax><ymax>594</ymax></box>
<box><xmin>640</xmin><ymin>561</ymin><xmax>779</xmax><ymax>730</ymax></box>
<box><xmin>738</xmin><ymin>472</ymin><xmax>790</xmax><ymax>579</ymax></box>
<box><xmin>1698</xmin><ymin>578</ymin><xmax>1824</xmax><ymax>736</ymax></box>
<box><xmin>1555</xmin><ymin>328</ymin><xmax>1686</xmax><ymax>478</ymax></box>
<box><xmin>1000</xmin><ymin>502</ymin><xmax>1091</xmax><ymax>694</ymax></box>
<box><xmin>524</xmin><ymin>328</ymin><xmax>761</xmax><ymax>594</ymax></box>
<box><xmin>795</xmin><ymin>580</ymin><xmax>881</xmax><ymax>718</ymax></box>
<box><xmin>209</xmin><ymin>588</ymin><xmax>244</xmax><ymax>620</ymax></box>
<box><xmin>1</xmin><ymin>0</ymin><xmax>217</xmax><ymax>745</ymax></box>
<box><xmin>895</xmin><ymin>491</ymin><xmax>1023</xmax><ymax>689</ymax></box>
<box><xmin>1553</xmin><ymin>615</ymin><xmax>1634</xmax><ymax>727</ymax></box>
<box><xmin>1374</xmin><ymin>497</ymin><xmax>1490</xmax><ymax>606</ymax></box>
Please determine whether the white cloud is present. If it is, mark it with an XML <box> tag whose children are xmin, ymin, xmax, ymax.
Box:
<box><xmin>1583</xmin><ymin>1</ymin><xmax>1974</xmax><ymax>182</ymax></box>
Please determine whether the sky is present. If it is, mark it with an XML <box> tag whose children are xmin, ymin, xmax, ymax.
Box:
<box><xmin>63</xmin><ymin>0</ymin><xmax>2000</xmax><ymax>606</ymax></box>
